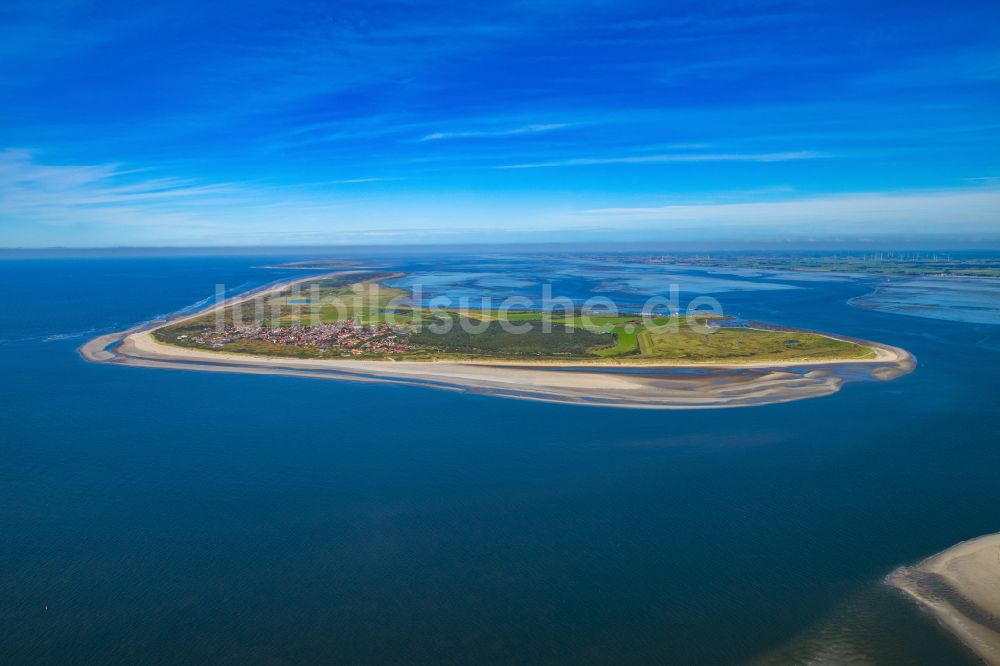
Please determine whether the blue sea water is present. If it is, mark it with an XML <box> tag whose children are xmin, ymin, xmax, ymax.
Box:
<box><xmin>2</xmin><ymin>255</ymin><xmax>999</xmax><ymax>664</ymax></box>
<box><xmin>851</xmin><ymin>276</ymin><xmax>1000</xmax><ymax>325</ymax></box>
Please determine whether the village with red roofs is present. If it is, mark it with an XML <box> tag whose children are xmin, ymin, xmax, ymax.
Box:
<box><xmin>188</xmin><ymin>320</ymin><xmax>413</xmax><ymax>356</ymax></box>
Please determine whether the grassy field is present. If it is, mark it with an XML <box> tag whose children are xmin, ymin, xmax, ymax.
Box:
<box><xmin>409</xmin><ymin>316</ymin><xmax>613</xmax><ymax>359</ymax></box>
<box><xmin>153</xmin><ymin>275</ymin><xmax>876</xmax><ymax>363</ymax></box>
<box><xmin>642</xmin><ymin>326</ymin><xmax>873</xmax><ymax>362</ymax></box>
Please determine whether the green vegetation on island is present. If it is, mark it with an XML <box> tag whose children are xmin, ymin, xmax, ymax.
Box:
<box><xmin>152</xmin><ymin>274</ymin><xmax>876</xmax><ymax>363</ymax></box>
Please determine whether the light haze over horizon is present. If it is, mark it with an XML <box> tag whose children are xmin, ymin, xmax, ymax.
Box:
<box><xmin>1</xmin><ymin>0</ymin><xmax>999</xmax><ymax>248</ymax></box>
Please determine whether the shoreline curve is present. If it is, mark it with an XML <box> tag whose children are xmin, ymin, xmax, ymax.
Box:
<box><xmin>80</xmin><ymin>272</ymin><xmax>916</xmax><ymax>409</ymax></box>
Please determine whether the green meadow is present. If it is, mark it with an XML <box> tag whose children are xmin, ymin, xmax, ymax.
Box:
<box><xmin>154</xmin><ymin>275</ymin><xmax>876</xmax><ymax>363</ymax></box>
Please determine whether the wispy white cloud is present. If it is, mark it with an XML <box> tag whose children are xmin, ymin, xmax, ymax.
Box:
<box><xmin>497</xmin><ymin>151</ymin><xmax>828</xmax><ymax>169</ymax></box>
<box><xmin>420</xmin><ymin>123</ymin><xmax>568</xmax><ymax>142</ymax></box>
<box><xmin>0</xmin><ymin>149</ymin><xmax>341</xmax><ymax>242</ymax></box>
<box><xmin>0</xmin><ymin>149</ymin><xmax>432</xmax><ymax>245</ymax></box>
<box><xmin>4</xmin><ymin>149</ymin><xmax>997</xmax><ymax>247</ymax></box>
<box><xmin>328</xmin><ymin>177</ymin><xmax>396</xmax><ymax>184</ymax></box>
<box><xmin>578</xmin><ymin>187</ymin><xmax>1000</xmax><ymax>232</ymax></box>
<box><xmin>0</xmin><ymin>149</ymin><xmax>242</xmax><ymax>212</ymax></box>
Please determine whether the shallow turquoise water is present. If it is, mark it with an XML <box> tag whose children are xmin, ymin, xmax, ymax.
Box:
<box><xmin>2</xmin><ymin>255</ymin><xmax>998</xmax><ymax>664</ymax></box>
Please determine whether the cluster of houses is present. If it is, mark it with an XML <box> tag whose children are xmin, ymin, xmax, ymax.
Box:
<box><xmin>190</xmin><ymin>320</ymin><xmax>413</xmax><ymax>356</ymax></box>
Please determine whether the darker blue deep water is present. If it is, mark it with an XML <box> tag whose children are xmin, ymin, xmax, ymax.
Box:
<box><xmin>2</xmin><ymin>256</ymin><xmax>998</xmax><ymax>664</ymax></box>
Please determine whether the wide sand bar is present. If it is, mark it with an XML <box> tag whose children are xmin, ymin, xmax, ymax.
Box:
<box><xmin>888</xmin><ymin>533</ymin><xmax>1000</xmax><ymax>665</ymax></box>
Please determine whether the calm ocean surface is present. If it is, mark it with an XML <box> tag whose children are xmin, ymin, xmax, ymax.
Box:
<box><xmin>2</xmin><ymin>255</ymin><xmax>999</xmax><ymax>664</ymax></box>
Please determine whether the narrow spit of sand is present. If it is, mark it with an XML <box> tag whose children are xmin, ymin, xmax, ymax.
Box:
<box><xmin>888</xmin><ymin>533</ymin><xmax>1000</xmax><ymax>665</ymax></box>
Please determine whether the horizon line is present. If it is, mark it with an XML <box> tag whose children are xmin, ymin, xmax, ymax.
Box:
<box><xmin>4</xmin><ymin>236</ymin><xmax>1000</xmax><ymax>257</ymax></box>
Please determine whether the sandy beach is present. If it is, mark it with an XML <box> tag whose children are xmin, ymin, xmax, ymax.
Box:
<box><xmin>81</xmin><ymin>323</ymin><xmax>915</xmax><ymax>410</ymax></box>
<box><xmin>79</xmin><ymin>272</ymin><xmax>915</xmax><ymax>409</ymax></box>
<box><xmin>888</xmin><ymin>533</ymin><xmax>1000</xmax><ymax>665</ymax></box>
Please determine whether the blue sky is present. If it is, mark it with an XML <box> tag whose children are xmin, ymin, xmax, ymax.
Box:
<box><xmin>1</xmin><ymin>0</ymin><xmax>998</xmax><ymax>247</ymax></box>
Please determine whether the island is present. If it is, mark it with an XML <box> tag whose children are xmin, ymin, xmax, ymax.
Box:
<box><xmin>888</xmin><ymin>533</ymin><xmax>1000</xmax><ymax>665</ymax></box>
<box><xmin>81</xmin><ymin>271</ymin><xmax>915</xmax><ymax>409</ymax></box>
